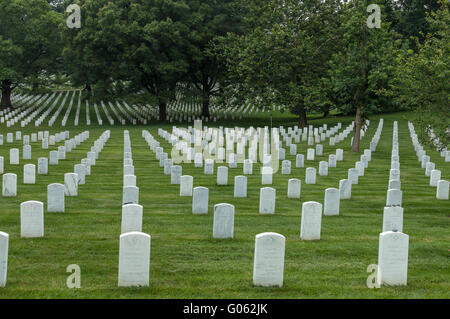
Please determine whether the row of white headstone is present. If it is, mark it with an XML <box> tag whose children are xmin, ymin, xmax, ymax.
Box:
<box><xmin>408</xmin><ymin>122</ymin><xmax>449</xmax><ymax>200</ymax></box>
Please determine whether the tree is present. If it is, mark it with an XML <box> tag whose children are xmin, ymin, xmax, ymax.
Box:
<box><xmin>182</xmin><ymin>0</ymin><xmax>242</xmax><ymax>118</ymax></box>
<box><xmin>0</xmin><ymin>0</ymin><xmax>63</xmax><ymax>109</ymax></box>
<box><xmin>65</xmin><ymin>0</ymin><xmax>191</xmax><ymax>121</ymax></box>
<box><xmin>393</xmin><ymin>1</ymin><xmax>449</xmax><ymax>150</ymax></box>
<box><xmin>214</xmin><ymin>0</ymin><xmax>343</xmax><ymax>128</ymax></box>
<box><xmin>327</xmin><ymin>0</ymin><xmax>400</xmax><ymax>152</ymax></box>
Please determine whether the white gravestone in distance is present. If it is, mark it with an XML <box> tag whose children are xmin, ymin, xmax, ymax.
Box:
<box><xmin>436</xmin><ymin>180</ymin><xmax>449</xmax><ymax>200</ymax></box>
<box><xmin>192</xmin><ymin>187</ymin><xmax>209</xmax><ymax>214</ymax></box>
<box><xmin>170</xmin><ymin>165</ymin><xmax>182</xmax><ymax>185</ymax></box>
<box><xmin>0</xmin><ymin>156</ymin><xmax>3</xmax><ymax>174</ymax></box>
<box><xmin>324</xmin><ymin>188</ymin><xmax>340</xmax><ymax>216</ymax></box>
<box><xmin>307</xmin><ymin>148</ymin><xmax>315</xmax><ymax>161</ymax></box>
<box><xmin>386</xmin><ymin>189</ymin><xmax>402</xmax><ymax>206</ymax></box>
<box><xmin>23</xmin><ymin>145</ymin><xmax>31</xmax><ymax>160</ymax></box>
<box><xmin>377</xmin><ymin>231</ymin><xmax>409</xmax><ymax>286</ymax></box>
<box><xmin>20</xmin><ymin>201</ymin><xmax>44</xmax><ymax>238</ymax></box>
<box><xmin>74</xmin><ymin>164</ymin><xmax>86</xmax><ymax>185</ymax></box>
<box><xmin>121</xmin><ymin>204</ymin><xmax>143</xmax><ymax>234</ymax></box>
<box><xmin>180</xmin><ymin>175</ymin><xmax>194</xmax><ymax>196</ymax></box>
<box><xmin>234</xmin><ymin>175</ymin><xmax>247</xmax><ymax>198</ymax></box>
<box><xmin>49</xmin><ymin>151</ymin><xmax>58</xmax><ymax>165</ymax></box>
<box><xmin>123</xmin><ymin>186</ymin><xmax>139</xmax><ymax>205</ymax></box>
<box><xmin>118</xmin><ymin>231</ymin><xmax>151</xmax><ymax>287</ymax></box>
<box><xmin>319</xmin><ymin>161</ymin><xmax>328</xmax><ymax>176</ymax></box>
<box><xmin>261</xmin><ymin>167</ymin><xmax>273</xmax><ymax>185</ymax></box>
<box><xmin>348</xmin><ymin>168</ymin><xmax>359</xmax><ymax>185</ymax></box>
<box><xmin>2</xmin><ymin>173</ymin><xmax>17</xmax><ymax>197</ymax></box>
<box><xmin>429</xmin><ymin>169</ymin><xmax>441</xmax><ymax>187</ymax></box>
<box><xmin>287</xmin><ymin>179</ymin><xmax>301</xmax><ymax>199</ymax></box>
<box><xmin>38</xmin><ymin>157</ymin><xmax>48</xmax><ymax>175</ymax></box>
<box><xmin>382</xmin><ymin>206</ymin><xmax>403</xmax><ymax>232</ymax></box>
<box><xmin>23</xmin><ymin>164</ymin><xmax>36</xmax><ymax>184</ymax></box>
<box><xmin>123</xmin><ymin>175</ymin><xmax>136</xmax><ymax>188</ymax></box>
<box><xmin>64</xmin><ymin>173</ymin><xmax>78</xmax><ymax>196</ymax></box>
<box><xmin>252</xmin><ymin>232</ymin><xmax>285</xmax><ymax>287</ymax></box>
<box><xmin>0</xmin><ymin>231</ymin><xmax>9</xmax><ymax>287</ymax></box>
<box><xmin>213</xmin><ymin>203</ymin><xmax>235</xmax><ymax>239</ymax></box>
<box><xmin>305</xmin><ymin>167</ymin><xmax>316</xmax><ymax>184</ymax></box>
<box><xmin>300</xmin><ymin>201</ymin><xmax>322</xmax><ymax>240</ymax></box>
<box><xmin>10</xmin><ymin>148</ymin><xmax>19</xmax><ymax>165</ymax></box>
<box><xmin>217</xmin><ymin>166</ymin><xmax>228</xmax><ymax>185</ymax></box>
<box><xmin>295</xmin><ymin>154</ymin><xmax>304</xmax><ymax>168</ymax></box>
<box><xmin>328</xmin><ymin>154</ymin><xmax>337</xmax><ymax>168</ymax></box>
<box><xmin>47</xmin><ymin>183</ymin><xmax>65</xmax><ymax>212</ymax></box>
<box><xmin>259</xmin><ymin>187</ymin><xmax>276</xmax><ymax>214</ymax></box>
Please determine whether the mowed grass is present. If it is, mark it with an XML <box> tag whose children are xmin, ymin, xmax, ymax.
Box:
<box><xmin>0</xmin><ymin>101</ymin><xmax>448</xmax><ymax>298</ymax></box>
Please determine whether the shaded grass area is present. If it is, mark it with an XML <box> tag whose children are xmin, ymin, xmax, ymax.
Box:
<box><xmin>0</xmin><ymin>103</ymin><xmax>449</xmax><ymax>298</ymax></box>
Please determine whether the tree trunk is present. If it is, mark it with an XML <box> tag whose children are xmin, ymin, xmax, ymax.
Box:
<box><xmin>1</xmin><ymin>80</ymin><xmax>12</xmax><ymax>110</ymax></box>
<box><xmin>201</xmin><ymin>75</ymin><xmax>210</xmax><ymax>118</ymax></box>
<box><xmin>85</xmin><ymin>84</ymin><xmax>92</xmax><ymax>97</ymax></box>
<box><xmin>159</xmin><ymin>101</ymin><xmax>167</xmax><ymax>122</ymax></box>
<box><xmin>351</xmin><ymin>104</ymin><xmax>362</xmax><ymax>152</ymax></box>
<box><xmin>298</xmin><ymin>104</ymin><xmax>308</xmax><ymax>128</ymax></box>
<box><xmin>323</xmin><ymin>109</ymin><xmax>330</xmax><ymax>118</ymax></box>
<box><xmin>202</xmin><ymin>93</ymin><xmax>210</xmax><ymax>118</ymax></box>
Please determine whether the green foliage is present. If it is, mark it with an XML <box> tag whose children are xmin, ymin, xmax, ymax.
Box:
<box><xmin>393</xmin><ymin>1</ymin><xmax>449</xmax><ymax>150</ymax></box>
<box><xmin>214</xmin><ymin>0</ymin><xmax>343</xmax><ymax>125</ymax></box>
<box><xmin>326</xmin><ymin>1</ymin><xmax>403</xmax><ymax>118</ymax></box>
<box><xmin>0</xmin><ymin>0</ymin><xmax>63</xmax><ymax>87</ymax></box>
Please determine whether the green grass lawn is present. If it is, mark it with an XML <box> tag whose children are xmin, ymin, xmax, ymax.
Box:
<box><xmin>0</xmin><ymin>102</ymin><xmax>448</xmax><ymax>298</ymax></box>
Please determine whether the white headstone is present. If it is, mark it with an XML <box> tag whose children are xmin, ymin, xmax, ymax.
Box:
<box><xmin>295</xmin><ymin>154</ymin><xmax>304</xmax><ymax>168</ymax></box>
<box><xmin>287</xmin><ymin>179</ymin><xmax>301</xmax><ymax>199</ymax></box>
<box><xmin>192</xmin><ymin>187</ymin><xmax>209</xmax><ymax>214</ymax></box>
<box><xmin>217</xmin><ymin>166</ymin><xmax>228</xmax><ymax>185</ymax></box>
<box><xmin>121</xmin><ymin>204</ymin><xmax>143</xmax><ymax>234</ymax></box>
<box><xmin>253</xmin><ymin>232</ymin><xmax>285</xmax><ymax>287</ymax></box>
<box><xmin>259</xmin><ymin>187</ymin><xmax>276</xmax><ymax>214</ymax></box>
<box><xmin>429</xmin><ymin>169</ymin><xmax>441</xmax><ymax>187</ymax></box>
<box><xmin>118</xmin><ymin>232</ymin><xmax>151</xmax><ymax>287</ymax></box>
<box><xmin>261</xmin><ymin>167</ymin><xmax>273</xmax><ymax>185</ymax></box>
<box><xmin>123</xmin><ymin>186</ymin><xmax>139</xmax><ymax>205</ymax></box>
<box><xmin>38</xmin><ymin>157</ymin><xmax>48</xmax><ymax>175</ymax></box>
<box><xmin>64</xmin><ymin>173</ymin><xmax>78</xmax><ymax>196</ymax></box>
<box><xmin>305</xmin><ymin>167</ymin><xmax>316</xmax><ymax>184</ymax></box>
<box><xmin>170</xmin><ymin>165</ymin><xmax>182</xmax><ymax>184</ymax></box>
<box><xmin>234</xmin><ymin>176</ymin><xmax>247</xmax><ymax>198</ymax></box>
<box><xmin>377</xmin><ymin>231</ymin><xmax>409</xmax><ymax>286</ymax></box>
<box><xmin>318</xmin><ymin>161</ymin><xmax>328</xmax><ymax>176</ymax></box>
<box><xmin>2</xmin><ymin>173</ymin><xmax>17</xmax><ymax>197</ymax></box>
<box><xmin>49</xmin><ymin>151</ymin><xmax>58</xmax><ymax>165</ymax></box>
<box><xmin>436</xmin><ymin>180</ymin><xmax>449</xmax><ymax>200</ymax></box>
<box><xmin>10</xmin><ymin>148</ymin><xmax>19</xmax><ymax>165</ymax></box>
<box><xmin>300</xmin><ymin>201</ymin><xmax>322</xmax><ymax>240</ymax></box>
<box><xmin>74</xmin><ymin>164</ymin><xmax>86</xmax><ymax>185</ymax></box>
<box><xmin>0</xmin><ymin>231</ymin><xmax>8</xmax><ymax>287</ymax></box>
<box><xmin>23</xmin><ymin>164</ymin><xmax>36</xmax><ymax>184</ymax></box>
<box><xmin>307</xmin><ymin>148</ymin><xmax>315</xmax><ymax>161</ymax></box>
<box><xmin>324</xmin><ymin>188</ymin><xmax>340</xmax><ymax>216</ymax></box>
<box><xmin>213</xmin><ymin>203</ymin><xmax>234</xmax><ymax>239</ymax></box>
<box><xmin>386</xmin><ymin>189</ymin><xmax>402</xmax><ymax>206</ymax></box>
<box><xmin>382</xmin><ymin>206</ymin><xmax>403</xmax><ymax>232</ymax></box>
<box><xmin>23</xmin><ymin>145</ymin><xmax>31</xmax><ymax>160</ymax></box>
<box><xmin>180</xmin><ymin>175</ymin><xmax>194</xmax><ymax>196</ymax></box>
<box><xmin>20</xmin><ymin>201</ymin><xmax>44</xmax><ymax>238</ymax></box>
<box><xmin>348</xmin><ymin>168</ymin><xmax>359</xmax><ymax>185</ymax></box>
<box><xmin>123</xmin><ymin>175</ymin><xmax>136</xmax><ymax>187</ymax></box>
<box><xmin>47</xmin><ymin>183</ymin><xmax>65</xmax><ymax>212</ymax></box>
